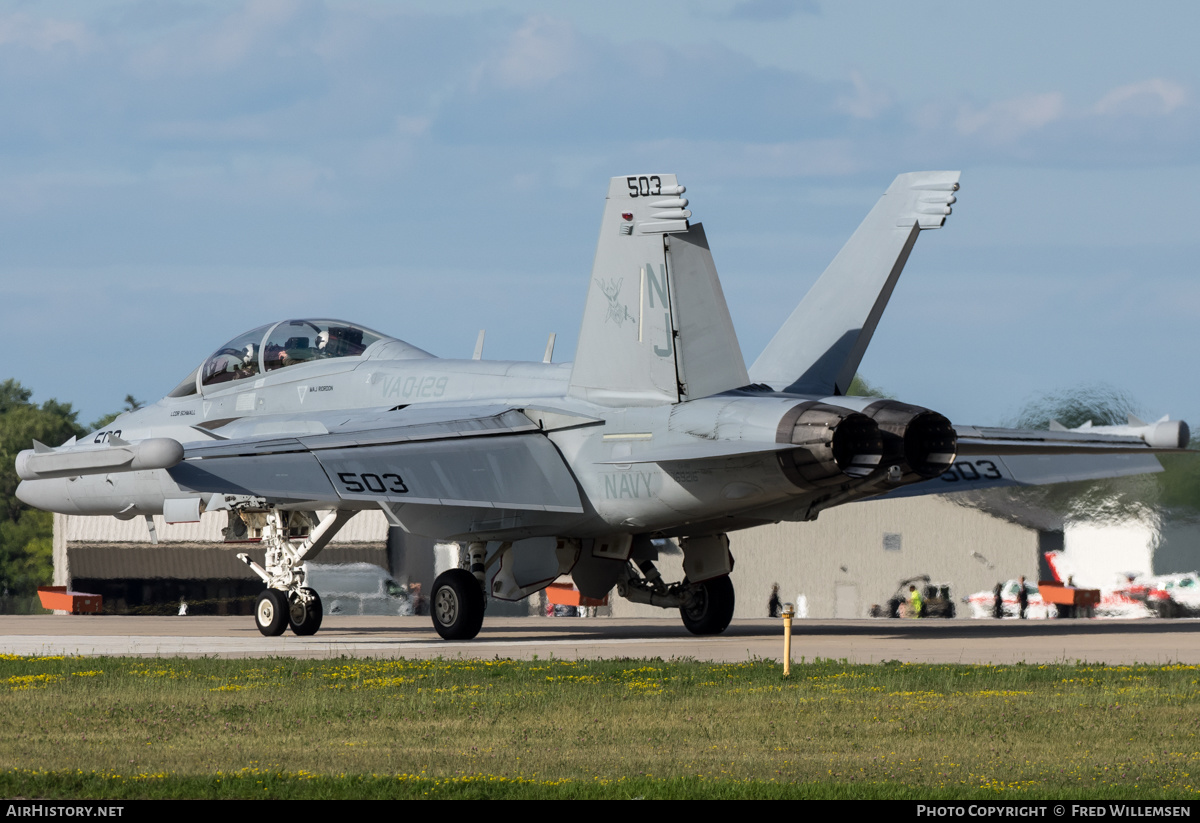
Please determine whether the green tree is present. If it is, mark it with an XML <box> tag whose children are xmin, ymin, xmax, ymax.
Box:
<box><xmin>1005</xmin><ymin>383</ymin><xmax>1139</xmax><ymax>430</ymax></box>
<box><xmin>847</xmin><ymin>374</ymin><xmax>889</xmax><ymax>398</ymax></box>
<box><xmin>0</xmin><ymin>510</ymin><xmax>54</xmax><ymax>598</ymax></box>
<box><xmin>0</xmin><ymin>380</ymin><xmax>85</xmax><ymax>599</ymax></box>
<box><xmin>1156</xmin><ymin>434</ymin><xmax>1200</xmax><ymax>518</ymax></box>
<box><xmin>0</xmin><ymin>380</ymin><xmax>85</xmax><ymax>521</ymax></box>
<box><xmin>982</xmin><ymin>383</ymin><xmax>1198</xmax><ymax>523</ymax></box>
<box><xmin>89</xmin><ymin>394</ymin><xmax>145</xmax><ymax>432</ymax></box>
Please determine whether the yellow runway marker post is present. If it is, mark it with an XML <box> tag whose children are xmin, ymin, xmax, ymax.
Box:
<box><xmin>781</xmin><ymin>603</ymin><xmax>794</xmax><ymax>677</ymax></box>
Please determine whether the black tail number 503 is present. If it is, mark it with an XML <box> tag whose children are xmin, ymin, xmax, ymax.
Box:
<box><xmin>627</xmin><ymin>175</ymin><xmax>662</xmax><ymax>197</ymax></box>
<box><xmin>337</xmin><ymin>472</ymin><xmax>409</xmax><ymax>494</ymax></box>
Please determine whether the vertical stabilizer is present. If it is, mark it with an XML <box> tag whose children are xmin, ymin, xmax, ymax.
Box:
<box><xmin>570</xmin><ymin>175</ymin><xmax>746</xmax><ymax>406</ymax></box>
<box><xmin>749</xmin><ymin>171</ymin><xmax>960</xmax><ymax>396</ymax></box>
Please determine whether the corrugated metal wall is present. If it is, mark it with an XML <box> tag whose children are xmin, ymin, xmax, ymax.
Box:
<box><xmin>610</xmin><ymin>496</ymin><xmax>1042</xmax><ymax>620</ymax></box>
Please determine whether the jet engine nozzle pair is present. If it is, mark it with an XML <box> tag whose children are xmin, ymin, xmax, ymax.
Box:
<box><xmin>776</xmin><ymin>400</ymin><xmax>957</xmax><ymax>491</ymax></box>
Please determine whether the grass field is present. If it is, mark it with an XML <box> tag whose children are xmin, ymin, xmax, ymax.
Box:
<box><xmin>2</xmin><ymin>653</ymin><xmax>1199</xmax><ymax>799</ymax></box>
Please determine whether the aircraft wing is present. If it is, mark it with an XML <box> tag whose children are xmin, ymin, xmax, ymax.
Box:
<box><xmin>955</xmin><ymin>425</ymin><xmax>1188</xmax><ymax>455</ymax></box>
<box><xmin>883</xmin><ymin>422</ymin><xmax>1184</xmax><ymax>499</ymax></box>
<box><xmin>883</xmin><ymin>452</ymin><xmax>1164</xmax><ymax>499</ymax></box>
<box><xmin>169</xmin><ymin>405</ymin><xmax>586</xmax><ymax>515</ymax></box>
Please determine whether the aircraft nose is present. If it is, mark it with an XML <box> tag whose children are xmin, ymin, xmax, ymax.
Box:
<box><xmin>15</xmin><ymin>479</ymin><xmax>76</xmax><ymax>514</ymax></box>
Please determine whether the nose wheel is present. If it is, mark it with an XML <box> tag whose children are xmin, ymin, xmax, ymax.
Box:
<box><xmin>255</xmin><ymin>589</ymin><xmax>289</xmax><ymax>636</ymax></box>
<box><xmin>288</xmin><ymin>588</ymin><xmax>323</xmax><ymax>636</ymax></box>
<box><xmin>254</xmin><ymin>588</ymin><xmax>323</xmax><ymax>636</ymax></box>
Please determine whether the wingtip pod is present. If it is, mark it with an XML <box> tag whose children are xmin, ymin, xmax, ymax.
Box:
<box><xmin>1058</xmin><ymin>416</ymin><xmax>1191</xmax><ymax>450</ymax></box>
<box><xmin>15</xmin><ymin>437</ymin><xmax>185</xmax><ymax>481</ymax></box>
<box><xmin>891</xmin><ymin>171</ymin><xmax>961</xmax><ymax>229</ymax></box>
<box><xmin>1149</xmin><ymin>418</ymin><xmax>1190</xmax><ymax>449</ymax></box>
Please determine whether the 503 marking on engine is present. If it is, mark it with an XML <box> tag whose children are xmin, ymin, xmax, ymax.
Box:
<box><xmin>939</xmin><ymin>459</ymin><xmax>1003</xmax><ymax>483</ymax></box>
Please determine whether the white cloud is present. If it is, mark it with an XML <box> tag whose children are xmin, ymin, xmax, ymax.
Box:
<box><xmin>1094</xmin><ymin>78</ymin><xmax>1188</xmax><ymax>116</ymax></box>
<box><xmin>954</xmin><ymin>92</ymin><xmax>1064</xmax><ymax>142</ymax></box>
<box><xmin>726</xmin><ymin>0</ymin><xmax>821</xmax><ymax>21</ymax></box>
<box><xmin>835</xmin><ymin>70</ymin><xmax>892</xmax><ymax>119</ymax></box>
<box><xmin>207</xmin><ymin>0</ymin><xmax>301</xmax><ymax>70</ymax></box>
<box><xmin>0</xmin><ymin>13</ymin><xmax>90</xmax><ymax>51</ymax></box>
<box><xmin>145</xmin><ymin>115</ymin><xmax>276</xmax><ymax>142</ymax></box>
<box><xmin>488</xmin><ymin>15</ymin><xmax>579</xmax><ymax>90</ymax></box>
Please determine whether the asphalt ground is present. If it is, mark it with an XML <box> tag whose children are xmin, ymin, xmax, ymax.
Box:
<box><xmin>2</xmin><ymin>615</ymin><xmax>1199</xmax><ymax>664</ymax></box>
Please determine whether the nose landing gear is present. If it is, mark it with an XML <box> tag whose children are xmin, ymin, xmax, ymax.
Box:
<box><xmin>240</xmin><ymin>509</ymin><xmax>354</xmax><ymax>638</ymax></box>
<box><xmin>254</xmin><ymin>589</ymin><xmax>288</xmax><ymax>636</ymax></box>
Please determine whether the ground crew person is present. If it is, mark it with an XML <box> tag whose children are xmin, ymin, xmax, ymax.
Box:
<box><xmin>909</xmin><ymin>584</ymin><xmax>923</xmax><ymax>618</ymax></box>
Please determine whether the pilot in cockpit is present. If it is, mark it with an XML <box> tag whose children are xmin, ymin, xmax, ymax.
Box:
<box><xmin>236</xmin><ymin>344</ymin><xmax>260</xmax><ymax>379</ymax></box>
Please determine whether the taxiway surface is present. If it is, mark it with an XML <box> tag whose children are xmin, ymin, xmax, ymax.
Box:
<box><xmin>3</xmin><ymin>615</ymin><xmax>1199</xmax><ymax>664</ymax></box>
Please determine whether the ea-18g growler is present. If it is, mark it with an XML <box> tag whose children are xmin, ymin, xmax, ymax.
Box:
<box><xmin>16</xmin><ymin>172</ymin><xmax>1190</xmax><ymax>639</ymax></box>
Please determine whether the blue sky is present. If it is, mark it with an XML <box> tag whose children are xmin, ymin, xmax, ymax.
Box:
<box><xmin>2</xmin><ymin>0</ymin><xmax>1198</xmax><ymax>430</ymax></box>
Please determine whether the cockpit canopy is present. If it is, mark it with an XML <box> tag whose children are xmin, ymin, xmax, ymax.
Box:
<box><xmin>170</xmin><ymin>319</ymin><xmax>386</xmax><ymax>397</ymax></box>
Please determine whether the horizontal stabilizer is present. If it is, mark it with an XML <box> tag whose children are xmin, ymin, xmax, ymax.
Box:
<box><xmin>750</xmin><ymin>171</ymin><xmax>960</xmax><ymax>396</ymax></box>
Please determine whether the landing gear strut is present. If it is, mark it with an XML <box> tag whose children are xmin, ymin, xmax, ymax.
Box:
<box><xmin>238</xmin><ymin>509</ymin><xmax>355</xmax><ymax>637</ymax></box>
<box><xmin>615</xmin><ymin>534</ymin><xmax>736</xmax><ymax>635</ymax></box>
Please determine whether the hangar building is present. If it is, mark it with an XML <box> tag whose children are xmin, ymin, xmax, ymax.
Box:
<box><xmin>52</xmin><ymin>494</ymin><xmax>1066</xmax><ymax>619</ymax></box>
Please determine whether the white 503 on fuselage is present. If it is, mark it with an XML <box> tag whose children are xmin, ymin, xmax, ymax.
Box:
<box><xmin>16</xmin><ymin>172</ymin><xmax>1191</xmax><ymax>640</ymax></box>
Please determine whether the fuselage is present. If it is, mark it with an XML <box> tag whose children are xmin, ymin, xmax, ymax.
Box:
<box><xmin>17</xmin><ymin>323</ymin><xmax>951</xmax><ymax>542</ymax></box>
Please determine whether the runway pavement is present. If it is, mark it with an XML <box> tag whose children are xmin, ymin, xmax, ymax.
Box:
<box><xmin>2</xmin><ymin>615</ymin><xmax>1199</xmax><ymax>664</ymax></box>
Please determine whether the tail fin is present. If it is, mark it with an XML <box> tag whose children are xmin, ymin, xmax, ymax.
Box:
<box><xmin>749</xmin><ymin>171</ymin><xmax>960</xmax><ymax>396</ymax></box>
<box><xmin>568</xmin><ymin>175</ymin><xmax>748</xmax><ymax>406</ymax></box>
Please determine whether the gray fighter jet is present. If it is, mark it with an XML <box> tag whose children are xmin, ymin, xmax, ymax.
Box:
<box><xmin>15</xmin><ymin>172</ymin><xmax>1192</xmax><ymax>639</ymax></box>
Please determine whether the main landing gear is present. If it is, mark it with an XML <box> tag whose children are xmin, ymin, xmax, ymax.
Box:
<box><xmin>238</xmin><ymin>509</ymin><xmax>354</xmax><ymax>637</ymax></box>
<box><xmin>617</xmin><ymin>534</ymin><xmax>736</xmax><ymax>635</ymax></box>
<box><xmin>430</xmin><ymin>542</ymin><xmax>487</xmax><ymax>640</ymax></box>
<box><xmin>679</xmin><ymin>575</ymin><xmax>736</xmax><ymax>636</ymax></box>
<box><xmin>422</xmin><ymin>535</ymin><xmax>738</xmax><ymax>641</ymax></box>
<box><xmin>618</xmin><ymin>564</ymin><xmax>736</xmax><ymax>636</ymax></box>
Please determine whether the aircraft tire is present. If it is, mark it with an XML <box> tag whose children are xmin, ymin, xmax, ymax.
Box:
<box><xmin>431</xmin><ymin>569</ymin><xmax>485</xmax><ymax>640</ymax></box>
<box><xmin>680</xmin><ymin>575</ymin><xmax>735</xmax><ymax>636</ymax></box>
<box><xmin>288</xmin><ymin>588</ymin><xmax>323</xmax><ymax>636</ymax></box>
<box><xmin>255</xmin><ymin>589</ymin><xmax>289</xmax><ymax>637</ymax></box>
